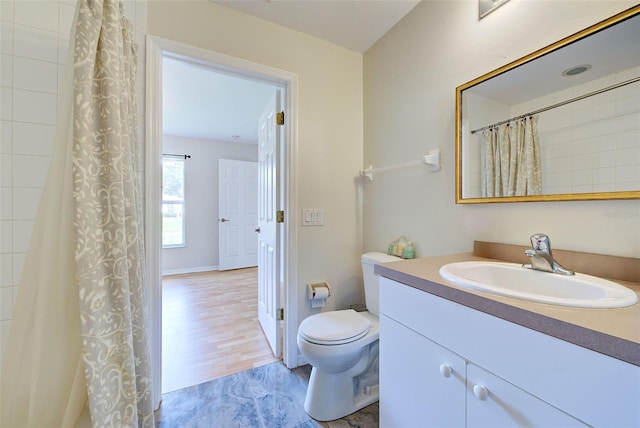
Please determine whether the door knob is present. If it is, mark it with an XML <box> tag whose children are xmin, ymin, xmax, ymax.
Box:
<box><xmin>255</xmin><ymin>227</ymin><xmax>261</xmax><ymax>233</ymax></box>
<box><xmin>219</xmin><ymin>218</ymin><xmax>229</xmax><ymax>222</ymax></box>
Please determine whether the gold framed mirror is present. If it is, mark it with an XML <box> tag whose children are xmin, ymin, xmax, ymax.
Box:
<box><xmin>456</xmin><ymin>5</ymin><xmax>640</xmax><ymax>204</ymax></box>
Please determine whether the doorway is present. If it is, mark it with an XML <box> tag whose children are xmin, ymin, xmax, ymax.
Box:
<box><xmin>146</xmin><ymin>36</ymin><xmax>300</xmax><ymax>407</ymax></box>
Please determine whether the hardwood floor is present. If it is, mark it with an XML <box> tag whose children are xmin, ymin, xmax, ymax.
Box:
<box><xmin>161</xmin><ymin>267</ymin><xmax>279</xmax><ymax>393</ymax></box>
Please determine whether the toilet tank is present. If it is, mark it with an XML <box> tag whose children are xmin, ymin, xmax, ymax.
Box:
<box><xmin>361</xmin><ymin>252</ymin><xmax>402</xmax><ymax>316</ymax></box>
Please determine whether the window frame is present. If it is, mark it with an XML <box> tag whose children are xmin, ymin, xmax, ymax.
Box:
<box><xmin>162</xmin><ymin>156</ymin><xmax>186</xmax><ymax>248</ymax></box>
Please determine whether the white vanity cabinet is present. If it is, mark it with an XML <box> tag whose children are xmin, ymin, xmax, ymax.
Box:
<box><xmin>379</xmin><ymin>277</ymin><xmax>640</xmax><ymax>427</ymax></box>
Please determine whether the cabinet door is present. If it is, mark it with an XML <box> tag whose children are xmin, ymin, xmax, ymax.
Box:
<box><xmin>466</xmin><ymin>364</ymin><xmax>588</xmax><ymax>428</ymax></box>
<box><xmin>380</xmin><ymin>315</ymin><xmax>466</xmax><ymax>427</ymax></box>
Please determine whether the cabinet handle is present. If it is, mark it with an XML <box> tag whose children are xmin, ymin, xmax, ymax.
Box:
<box><xmin>439</xmin><ymin>364</ymin><xmax>452</xmax><ymax>378</ymax></box>
<box><xmin>473</xmin><ymin>385</ymin><xmax>489</xmax><ymax>401</ymax></box>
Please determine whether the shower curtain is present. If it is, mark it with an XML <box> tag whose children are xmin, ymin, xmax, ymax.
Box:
<box><xmin>481</xmin><ymin>116</ymin><xmax>542</xmax><ymax>197</ymax></box>
<box><xmin>1</xmin><ymin>0</ymin><xmax>154</xmax><ymax>426</ymax></box>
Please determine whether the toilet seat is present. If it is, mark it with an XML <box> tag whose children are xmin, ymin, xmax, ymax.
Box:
<box><xmin>299</xmin><ymin>309</ymin><xmax>371</xmax><ymax>345</ymax></box>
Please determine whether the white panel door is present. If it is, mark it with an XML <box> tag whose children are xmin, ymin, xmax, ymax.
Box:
<box><xmin>257</xmin><ymin>90</ymin><xmax>281</xmax><ymax>357</ymax></box>
<box><xmin>218</xmin><ymin>159</ymin><xmax>258</xmax><ymax>271</ymax></box>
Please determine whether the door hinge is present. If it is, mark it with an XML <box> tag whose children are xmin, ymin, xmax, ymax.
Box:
<box><xmin>276</xmin><ymin>111</ymin><xmax>285</xmax><ymax>126</ymax></box>
<box><xmin>276</xmin><ymin>210</ymin><xmax>285</xmax><ymax>223</ymax></box>
<box><xmin>278</xmin><ymin>308</ymin><xmax>284</xmax><ymax>321</ymax></box>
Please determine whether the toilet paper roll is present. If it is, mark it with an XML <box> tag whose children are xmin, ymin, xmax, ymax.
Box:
<box><xmin>312</xmin><ymin>286</ymin><xmax>330</xmax><ymax>300</ymax></box>
<box><xmin>310</xmin><ymin>286</ymin><xmax>329</xmax><ymax>308</ymax></box>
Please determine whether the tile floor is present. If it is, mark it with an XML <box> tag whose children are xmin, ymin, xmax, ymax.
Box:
<box><xmin>155</xmin><ymin>362</ymin><xmax>379</xmax><ymax>428</ymax></box>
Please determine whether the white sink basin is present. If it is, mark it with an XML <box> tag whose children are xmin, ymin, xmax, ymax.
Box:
<box><xmin>439</xmin><ymin>261</ymin><xmax>638</xmax><ymax>309</ymax></box>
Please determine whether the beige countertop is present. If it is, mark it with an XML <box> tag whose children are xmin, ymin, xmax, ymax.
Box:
<box><xmin>375</xmin><ymin>253</ymin><xmax>640</xmax><ymax>367</ymax></box>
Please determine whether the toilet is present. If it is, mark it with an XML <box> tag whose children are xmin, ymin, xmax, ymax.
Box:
<box><xmin>297</xmin><ymin>252</ymin><xmax>401</xmax><ymax>421</ymax></box>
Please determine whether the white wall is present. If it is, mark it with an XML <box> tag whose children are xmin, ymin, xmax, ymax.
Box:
<box><xmin>162</xmin><ymin>135</ymin><xmax>258</xmax><ymax>274</ymax></box>
<box><xmin>147</xmin><ymin>1</ymin><xmax>365</xmax><ymax>326</ymax></box>
<box><xmin>0</xmin><ymin>0</ymin><xmax>147</xmax><ymax>384</ymax></box>
<box><xmin>364</xmin><ymin>0</ymin><xmax>640</xmax><ymax>259</ymax></box>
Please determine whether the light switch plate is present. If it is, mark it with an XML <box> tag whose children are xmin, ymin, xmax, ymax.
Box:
<box><xmin>302</xmin><ymin>208</ymin><xmax>324</xmax><ymax>226</ymax></box>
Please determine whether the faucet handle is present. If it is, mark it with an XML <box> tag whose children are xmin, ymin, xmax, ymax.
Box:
<box><xmin>530</xmin><ymin>233</ymin><xmax>551</xmax><ymax>253</ymax></box>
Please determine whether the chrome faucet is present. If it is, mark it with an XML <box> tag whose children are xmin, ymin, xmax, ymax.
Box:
<box><xmin>522</xmin><ymin>234</ymin><xmax>574</xmax><ymax>276</ymax></box>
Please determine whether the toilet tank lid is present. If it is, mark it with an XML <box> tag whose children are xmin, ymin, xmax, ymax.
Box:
<box><xmin>361</xmin><ymin>252</ymin><xmax>401</xmax><ymax>265</ymax></box>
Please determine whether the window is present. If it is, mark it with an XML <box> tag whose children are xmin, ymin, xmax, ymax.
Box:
<box><xmin>162</xmin><ymin>157</ymin><xmax>185</xmax><ymax>248</ymax></box>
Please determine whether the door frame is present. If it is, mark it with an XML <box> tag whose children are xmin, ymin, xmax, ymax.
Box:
<box><xmin>146</xmin><ymin>36</ymin><xmax>299</xmax><ymax>408</ymax></box>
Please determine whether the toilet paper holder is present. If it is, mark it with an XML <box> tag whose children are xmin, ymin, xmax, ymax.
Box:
<box><xmin>307</xmin><ymin>281</ymin><xmax>332</xmax><ymax>300</ymax></box>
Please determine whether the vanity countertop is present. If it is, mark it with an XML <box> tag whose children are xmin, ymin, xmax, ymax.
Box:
<box><xmin>375</xmin><ymin>253</ymin><xmax>640</xmax><ymax>367</ymax></box>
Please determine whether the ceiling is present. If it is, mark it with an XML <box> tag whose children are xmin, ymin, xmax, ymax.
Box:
<box><xmin>162</xmin><ymin>0</ymin><xmax>420</xmax><ymax>143</ymax></box>
<box><xmin>210</xmin><ymin>0</ymin><xmax>421</xmax><ymax>54</ymax></box>
<box><xmin>467</xmin><ymin>13</ymin><xmax>640</xmax><ymax>105</ymax></box>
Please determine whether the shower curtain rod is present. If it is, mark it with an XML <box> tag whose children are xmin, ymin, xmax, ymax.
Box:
<box><xmin>470</xmin><ymin>75</ymin><xmax>640</xmax><ymax>134</ymax></box>
<box><xmin>162</xmin><ymin>153</ymin><xmax>191</xmax><ymax>159</ymax></box>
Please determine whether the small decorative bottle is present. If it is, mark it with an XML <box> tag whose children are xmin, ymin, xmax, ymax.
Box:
<box><xmin>402</xmin><ymin>241</ymin><xmax>415</xmax><ymax>259</ymax></box>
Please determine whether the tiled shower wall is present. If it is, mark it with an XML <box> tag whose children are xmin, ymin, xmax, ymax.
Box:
<box><xmin>512</xmin><ymin>66</ymin><xmax>640</xmax><ymax>195</ymax></box>
<box><xmin>0</xmin><ymin>0</ymin><xmax>146</xmax><ymax>377</ymax></box>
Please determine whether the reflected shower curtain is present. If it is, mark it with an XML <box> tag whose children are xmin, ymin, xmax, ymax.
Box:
<box><xmin>1</xmin><ymin>0</ymin><xmax>154</xmax><ymax>426</ymax></box>
<box><xmin>481</xmin><ymin>116</ymin><xmax>542</xmax><ymax>197</ymax></box>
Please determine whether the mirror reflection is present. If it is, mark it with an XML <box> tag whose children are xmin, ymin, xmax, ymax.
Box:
<box><xmin>456</xmin><ymin>6</ymin><xmax>640</xmax><ymax>203</ymax></box>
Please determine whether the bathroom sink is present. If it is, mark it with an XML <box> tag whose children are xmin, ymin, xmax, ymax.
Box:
<box><xmin>439</xmin><ymin>261</ymin><xmax>638</xmax><ymax>309</ymax></box>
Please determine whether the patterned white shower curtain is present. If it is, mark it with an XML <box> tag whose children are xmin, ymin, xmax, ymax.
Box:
<box><xmin>1</xmin><ymin>0</ymin><xmax>154</xmax><ymax>426</ymax></box>
<box><xmin>481</xmin><ymin>116</ymin><xmax>542</xmax><ymax>197</ymax></box>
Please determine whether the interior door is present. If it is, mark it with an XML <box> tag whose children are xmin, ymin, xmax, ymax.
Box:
<box><xmin>218</xmin><ymin>159</ymin><xmax>258</xmax><ymax>271</ymax></box>
<box><xmin>257</xmin><ymin>90</ymin><xmax>281</xmax><ymax>358</ymax></box>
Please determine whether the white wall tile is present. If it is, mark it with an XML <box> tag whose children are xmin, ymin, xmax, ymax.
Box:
<box><xmin>57</xmin><ymin>33</ymin><xmax>69</xmax><ymax>65</ymax></box>
<box><xmin>616</xmin><ymin>165</ymin><xmax>640</xmax><ymax>184</ymax></box>
<box><xmin>13</xmin><ymin>89</ymin><xmax>57</xmax><ymax>125</ymax></box>
<box><xmin>0</xmin><ymin>319</ymin><xmax>11</xmax><ymax>353</ymax></box>
<box><xmin>12</xmin><ymin>219</ymin><xmax>32</xmax><ymax>253</ymax></box>
<box><xmin>13</xmin><ymin>122</ymin><xmax>55</xmax><ymax>156</ymax></box>
<box><xmin>0</xmin><ymin>154</ymin><xmax>12</xmax><ymax>186</ymax></box>
<box><xmin>616</xmin><ymin>181</ymin><xmax>639</xmax><ymax>192</ymax></box>
<box><xmin>58</xmin><ymin>2</ymin><xmax>75</xmax><ymax>35</ymax></box>
<box><xmin>0</xmin><ymin>187</ymin><xmax>11</xmax><ymax>220</ymax></box>
<box><xmin>0</xmin><ymin>87</ymin><xmax>12</xmax><ymax>121</ymax></box>
<box><xmin>12</xmin><ymin>154</ymin><xmax>50</xmax><ymax>188</ymax></box>
<box><xmin>13</xmin><ymin>24</ymin><xmax>57</xmax><ymax>63</ymax></box>
<box><xmin>14</xmin><ymin>0</ymin><xmax>58</xmax><ymax>33</ymax></box>
<box><xmin>0</xmin><ymin>220</ymin><xmax>12</xmax><ymax>253</ymax></box>
<box><xmin>593</xmin><ymin>167</ymin><xmax>615</xmax><ymax>185</ymax></box>
<box><xmin>1</xmin><ymin>54</ymin><xmax>13</xmax><ymax>87</ymax></box>
<box><xmin>616</xmin><ymin>146</ymin><xmax>640</xmax><ymax>167</ymax></box>
<box><xmin>12</xmin><ymin>187</ymin><xmax>41</xmax><ymax>220</ymax></box>
<box><xmin>0</xmin><ymin>286</ymin><xmax>12</xmax><ymax>320</ymax></box>
<box><xmin>12</xmin><ymin>252</ymin><xmax>24</xmax><ymax>286</ymax></box>
<box><xmin>1</xmin><ymin>1</ymin><xmax>15</xmax><ymax>23</ymax></box>
<box><xmin>0</xmin><ymin>120</ymin><xmax>12</xmax><ymax>154</ymax></box>
<box><xmin>57</xmin><ymin>64</ymin><xmax>66</xmax><ymax>93</ymax></box>
<box><xmin>616</xmin><ymin>130</ymin><xmax>640</xmax><ymax>150</ymax></box>
<box><xmin>0</xmin><ymin>254</ymin><xmax>11</xmax><ymax>286</ymax></box>
<box><xmin>13</xmin><ymin>57</ymin><xmax>58</xmax><ymax>94</ymax></box>
<box><xmin>0</xmin><ymin>22</ymin><xmax>14</xmax><ymax>55</ymax></box>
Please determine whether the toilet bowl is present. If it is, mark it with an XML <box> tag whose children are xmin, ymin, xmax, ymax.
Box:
<box><xmin>297</xmin><ymin>252</ymin><xmax>401</xmax><ymax>421</ymax></box>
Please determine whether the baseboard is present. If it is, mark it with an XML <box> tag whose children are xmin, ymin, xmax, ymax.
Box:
<box><xmin>162</xmin><ymin>265</ymin><xmax>219</xmax><ymax>276</ymax></box>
